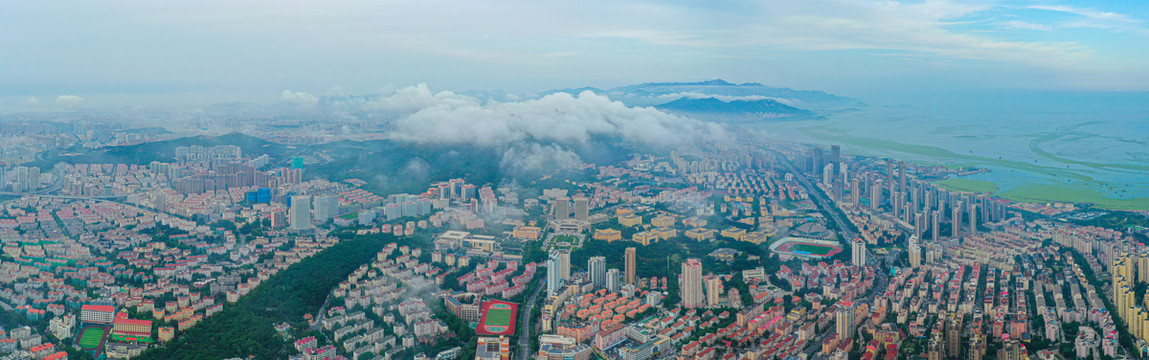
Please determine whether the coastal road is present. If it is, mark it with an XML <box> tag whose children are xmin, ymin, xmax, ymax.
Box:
<box><xmin>517</xmin><ymin>281</ymin><xmax>545</xmax><ymax>360</ymax></box>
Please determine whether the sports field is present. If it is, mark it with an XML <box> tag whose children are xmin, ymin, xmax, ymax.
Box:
<box><xmin>476</xmin><ymin>300</ymin><xmax>518</xmax><ymax>336</ymax></box>
<box><xmin>790</xmin><ymin>243</ymin><xmax>834</xmax><ymax>255</ymax></box>
<box><xmin>78</xmin><ymin>326</ymin><xmax>107</xmax><ymax>350</ymax></box>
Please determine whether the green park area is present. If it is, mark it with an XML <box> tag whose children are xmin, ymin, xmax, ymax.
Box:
<box><xmin>932</xmin><ymin>178</ymin><xmax>997</xmax><ymax>194</ymax></box>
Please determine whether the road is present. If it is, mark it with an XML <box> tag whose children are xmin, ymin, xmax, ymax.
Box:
<box><xmin>768</xmin><ymin>149</ymin><xmax>890</xmax><ymax>356</ymax></box>
<box><xmin>517</xmin><ymin>281</ymin><xmax>545</xmax><ymax>360</ymax></box>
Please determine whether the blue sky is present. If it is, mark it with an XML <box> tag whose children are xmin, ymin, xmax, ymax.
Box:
<box><xmin>3</xmin><ymin>0</ymin><xmax>1148</xmax><ymax>108</ymax></box>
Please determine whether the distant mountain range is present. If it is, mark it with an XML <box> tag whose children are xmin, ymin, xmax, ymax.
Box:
<box><xmin>542</xmin><ymin>79</ymin><xmax>858</xmax><ymax>121</ymax></box>
<box><xmin>655</xmin><ymin>97</ymin><xmax>812</xmax><ymax>118</ymax></box>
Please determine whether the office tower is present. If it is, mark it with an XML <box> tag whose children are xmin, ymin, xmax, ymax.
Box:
<box><xmin>312</xmin><ymin>195</ymin><xmax>339</xmax><ymax>222</ymax></box>
<box><xmin>946</xmin><ymin>314</ymin><xmax>962</xmax><ymax>359</ymax></box>
<box><xmin>679</xmin><ymin>259</ymin><xmax>704</xmax><ymax>308</ymax></box>
<box><xmin>830</xmin><ymin>145</ymin><xmax>840</xmax><ymax>177</ymax></box>
<box><xmin>704</xmin><ymin>275</ymin><xmax>723</xmax><ymax>308</ymax></box>
<box><xmin>625</xmin><ymin>248</ymin><xmax>636</xmax><ymax>286</ymax></box>
<box><xmin>898</xmin><ymin>161</ymin><xmax>906</xmax><ymax>195</ymax></box>
<box><xmin>589</xmin><ymin>256</ymin><xmax>606</xmax><ymax>288</ymax></box>
<box><xmin>832</xmin><ymin>179</ymin><xmax>844</xmax><ymax>202</ymax></box>
<box><xmin>606</xmin><ymin>269</ymin><xmax>622</xmax><ymax>293</ymax></box>
<box><xmin>289</xmin><ymin>195</ymin><xmax>312</xmax><ymax>231</ymax></box>
<box><xmin>952</xmin><ymin>201</ymin><xmax>963</xmax><ymax>238</ymax></box>
<box><xmin>851</xmin><ymin>239</ymin><xmax>866</xmax><ymax>267</ymax></box>
<box><xmin>836</xmin><ymin>302</ymin><xmax>856</xmax><ymax>338</ymax></box>
<box><xmin>968</xmin><ymin>204</ymin><xmax>978</xmax><ymax>235</ymax></box>
<box><xmin>573</xmin><ymin>196</ymin><xmax>589</xmax><ymax>221</ymax></box>
<box><xmin>547</xmin><ymin>256</ymin><xmax>562</xmax><ymax>297</ymax></box>
<box><xmin>908</xmin><ymin>235</ymin><xmax>922</xmax><ymax>268</ymax></box>
<box><xmin>553</xmin><ymin>196</ymin><xmax>570</xmax><ymax>220</ymax></box>
<box><xmin>812</xmin><ymin>147</ymin><xmax>825</xmax><ymax>174</ymax></box>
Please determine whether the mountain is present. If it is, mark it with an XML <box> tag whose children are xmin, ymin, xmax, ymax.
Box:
<box><xmin>609</xmin><ymin>79</ymin><xmax>852</xmax><ymax>106</ymax></box>
<box><xmin>33</xmin><ymin>132</ymin><xmax>287</xmax><ymax>167</ymax></box>
<box><xmin>655</xmin><ymin>97</ymin><xmax>813</xmax><ymax>118</ymax></box>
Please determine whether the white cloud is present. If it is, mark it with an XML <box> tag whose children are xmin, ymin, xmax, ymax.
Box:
<box><xmin>380</xmin><ymin>85</ymin><xmax>728</xmax><ymax>148</ymax></box>
<box><xmin>21</xmin><ymin>97</ymin><xmax>39</xmax><ymax>106</ymax></box>
<box><xmin>1029</xmin><ymin>5</ymin><xmax>1138</xmax><ymax>23</ymax></box>
<box><xmin>1004</xmin><ymin>20</ymin><xmax>1052</xmax><ymax>32</ymax></box>
<box><xmin>500</xmin><ymin>143</ymin><xmax>583</xmax><ymax>176</ymax></box>
<box><xmin>281</xmin><ymin>90</ymin><xmax>318</xmax><ymax>105</ymax></box>
<box><xmin>55</xmin><ymin>95</ymin><xmax>84</xmax><ymax>108</ymax></box>
<box><xmin>1029</xmin><ymin>5</ymin><xmax>1149</xmax><ymax>37</ymax></box>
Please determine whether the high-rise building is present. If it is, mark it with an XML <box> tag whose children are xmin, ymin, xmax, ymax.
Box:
<box><xmin>952</xmin><ymin>201</ymin><xmax>963</xmax><ymax>239</ymax></box>
<box><xmin>547</xmin><ymin>255</ymin><xmax>562</xmax><ymax>297</ymax></box>
<box><xmin>809</xmin><ymin>147</ymin><xmax>825</xmax><ymax>174</ymax></box>
<box><xmin>836</xmin><ymin>301</ymin><xmax>856</xmax><ymax>339</ymax></box>
<box><xmin>968</xmin><ymin>204</ymin><xmax>978</xmax><ymax>235</ymax></box>
<box><xmin>553</xmin><ymin>196</ymin><xmax>570</xmax><ymax>220</ymax></box>
<box><xmin>312</xmin><ymin>195</ymin><xmax>339</xmax><ymax>222</ymax></box>
<box><xmin>573</xmin><ymin>196</ymin><xmax>589</xmax><ymax>221</ymax></box>
<box><xmin>851</xmin><ymin>239</ymin><xmax>866</xmax><ymax>267</ymax></box>
<box><xmin>704</xmin><ymin>275</ymin><xmax>723</xmax><ymax>308</ymax></box>
<box><xmin>830</xmin><ymin>145</ymin><xmax>840</xmax><ymax>177</ymax></box>
<box><xmin>869</xmin><ymin>180</ymin><xmax>883</xmax><ymax>211</ymax></box>
<box><xmin>588</xmin><ymin>256</ymin><xmax>606</xmax><ymax>288</ymax></box>
<box><xmin>1000</xmin><ymin>339</ymin><xmax>1025</xmax><ymax>360</ymax></box>
<box><xmin>625</xmin><ymin>248</ymin><xmax>636</xmax><ymax>286</ymax></box>
<box><xmin>931</xmin><ymin>210</ymin><xmax>941</xmax><ymax>242</ymax></box>
<box><xmin>927</xmin><ymin>333</ymin><xmax>945</xmax><ymax>360</ymax></box>
<box><xmin>913</xmin><ymin>212</ymin><xmax>925</xmax><ymax>240</ymax></box>
<box><xmin>897</xmin><ymin>161</ymin><xmax>906</xmax><ymax>195</ymax></box>
<box><xmin>552</xmin><ymin>250</ymin><xmax>571</xmax><ymax>281</ymax></box>
<box><xmin>289</xmin><ymin>195</ymin><xmax>312</xmax><ymax>231</ymax></box>
<box><xmin>823</xmin><ymin>164</ymin><xmax>835</xmax><ymax>187</ymax></box>
<box><xmin>908</xmin><ymin>235</ymin><xmax>922</xmax><ymax>268</ymax></box>
<box><xmin>606</xmin><ymin>269</ymin><xmax>622</xmax><ymax>293</ymax></box>
<box><xmin>850</xmin><ymin>178</ymin><xmax>860</xmax><ymax>206</ymax></box>
<box><xmin>946</xmin><ymin>314</ymin><xmax>962</xmax><ymax>359</ymax></box>
<box><xmin>680</xmin><ymin>259</ymin><xmax>704</xmax><ymax>308</ymax></box>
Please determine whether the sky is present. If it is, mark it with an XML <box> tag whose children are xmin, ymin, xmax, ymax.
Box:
<box><xmin>3</xmin><ymin>0</ymin><xmax>1149</xmax><ymax>109</ymax></box>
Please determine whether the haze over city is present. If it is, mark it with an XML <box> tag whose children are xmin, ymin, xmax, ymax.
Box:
<box><xmin>0</xmin><ymin>1</ymin><xmax>1147</xmax><ymax>360</ymax></box>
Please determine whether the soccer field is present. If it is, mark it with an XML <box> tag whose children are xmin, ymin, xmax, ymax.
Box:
<box><xmin>484</xmin><ymin>308</ymin><xmax>513</xmax><ymax>327</ymax></box>
<box><xmin>790</xmin><ymin>243</ymin><xmax>835</xmax><ymax>255</ymax></box>
<box><xmin>78</xmin><ymin>327</ymin><xmax>105</xmax><ymax>350</ymax></box>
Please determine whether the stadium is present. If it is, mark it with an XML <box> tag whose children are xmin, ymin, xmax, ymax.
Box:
<box><xmin>770</xmin><ymin>236</ymin><xmax>843</xmax><ymax>260</ymax></box>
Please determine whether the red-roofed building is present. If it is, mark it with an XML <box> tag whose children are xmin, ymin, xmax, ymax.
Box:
<box><xmin>113</xmin><ymin>311</ymin><xmax>152</xmax><ymax>337</ymax></box>
<box><xmin>81</xmin><ymin>304</ymin><xmax>116</xmax><ymax>324</ymax></box>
